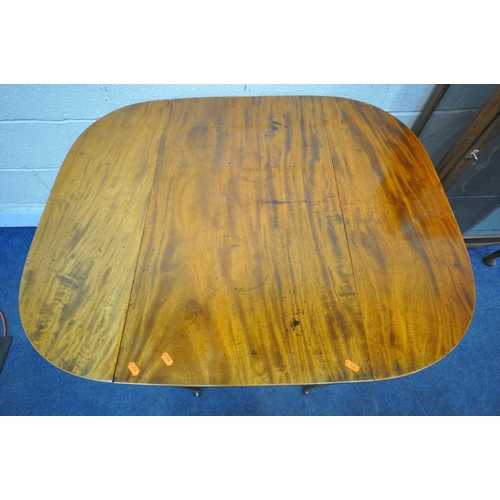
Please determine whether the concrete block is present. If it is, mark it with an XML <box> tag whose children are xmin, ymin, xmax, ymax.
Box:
<box><xmin>0</xmin><ymin>169</ymin><xmax>54</xmax><ymax>205</ymax></box>
<box><xmin>0</xmin><ymin>206</ymin><xmax>43</xmax><ymax>227</ymax></box>
<box><xmin>0</xmin><ymin>121</ymin><xmax>92</xmax><ymax>169</ymax></box>
<box><xmin>0</xmin><ymin>84</ymin><xmax>113</xmax><ymax>120</ymax></box>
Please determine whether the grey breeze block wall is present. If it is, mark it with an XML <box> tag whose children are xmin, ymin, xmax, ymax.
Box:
<box><xmin>0</xmin><ymin>84</ymin><xmax>437</xmax><ymax>227</ymax></box>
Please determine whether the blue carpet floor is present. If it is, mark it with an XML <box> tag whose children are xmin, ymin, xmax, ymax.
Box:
<box><xmin>1</xmin><ymin>226</ymin><xmax>499</xmax><ymax>416</ymax></box>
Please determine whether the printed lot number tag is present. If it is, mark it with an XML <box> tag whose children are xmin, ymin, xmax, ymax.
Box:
<box><xmin>345</xmin><ymin>359</ymin><xmax>359</xmax><ymax>372</ymax></box>
<box><xmin>128</xmin><ymin>362</ymin><xmax>140</xmax><ymax>376</ymax></box>
<box><xmin>162</xmin><ymin>352</ymin><xmax>173</xmax><ymax>366</ymax></box>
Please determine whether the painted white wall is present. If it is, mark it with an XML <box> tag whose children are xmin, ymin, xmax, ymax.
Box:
<box><xmin>0</xmin><ymin>84</ymin><xmax>435</xmax><ymax>226</ymax></box>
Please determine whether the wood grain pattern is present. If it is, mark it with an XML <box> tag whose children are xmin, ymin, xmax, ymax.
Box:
<box><xmin>19</xmin><ymin>101</ymin><xmax>170</xmax><ymax>380</ymax></box>
<box><xmin>114</xmin><ymin>97</ymin><xmax>372</xmax><ymax>386</ymax></box>
<box><xmin>321</xmin><ymin>97</ymin><xmax>475</xmax><ymax>379</ymax></box>
<box><xmin>19</xmin><ymin>96</ymin><xmax>475</xmax><ymax>386</ymax></box>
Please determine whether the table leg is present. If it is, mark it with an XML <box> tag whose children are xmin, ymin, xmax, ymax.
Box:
<box><xmin>484</xmin><ymin>249</ymin><xmax>500</xmax><ymax>267</ymax></box>
<box><xmin>179</xmin><ymin>387</ymin><xmax>202</xmax><ymax>397</ymax></box>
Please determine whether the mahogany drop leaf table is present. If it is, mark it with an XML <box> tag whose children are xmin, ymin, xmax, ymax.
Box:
<box><xmin>19</xmin><ymin>96</ymin><xmax>475</xmax><ymax>393</ymax></box>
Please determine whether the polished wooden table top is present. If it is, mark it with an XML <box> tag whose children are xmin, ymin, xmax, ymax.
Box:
<box><xmin>19</xmin><ymin>96</ymin><xmax>475</xmax><ymax>387</ymax></box>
